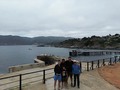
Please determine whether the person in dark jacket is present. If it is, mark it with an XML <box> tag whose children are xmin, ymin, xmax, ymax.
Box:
<box><xmin>65</xmin><ymin>57</ymin><xmax>73</xmax><ymax>86</ymax></box>
<box><xmin>54</xmin><ymin>60</ymin><xmax>62</xmax><ymax>90</ymax></box>
<box><xmin>60</xmin><ymin>59</ymin><xmax>66</xmax><ymax>70</ymax></box>
<box><xmin>72</xmin><ymin>60</ymin><xmax>81</xmax><ymax>88</ymax></box>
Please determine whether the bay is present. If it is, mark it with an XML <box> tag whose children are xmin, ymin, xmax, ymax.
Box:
<box><xmin>0</xmin><ymin>45</ymin><xmax>118</xmax><ymax>74</ymax></box>
<box><xmin>0</xmin><ymin>45</ymin><xmax>69</xmax><ymax>73</ymax></box>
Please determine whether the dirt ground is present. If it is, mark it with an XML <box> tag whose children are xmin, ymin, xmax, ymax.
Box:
<box><xmin>98</xmin><ymin>63</ymin><xmax>120</xmax><ymax>89</ymax></box>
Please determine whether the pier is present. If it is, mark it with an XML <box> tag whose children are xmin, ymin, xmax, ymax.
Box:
<box><xmin>69</xmin><ymin>49</ymin><xmax>120</xmax><ymax>56</ymax></box>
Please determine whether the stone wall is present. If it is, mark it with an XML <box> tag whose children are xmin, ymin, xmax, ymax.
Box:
<box><xmin>9</xmin><ymin>59</ymin><xmax>45</xmax><ymax>73</ymax></box>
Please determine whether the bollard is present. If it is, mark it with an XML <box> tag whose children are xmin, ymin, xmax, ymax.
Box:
<box><xmin>87</xmin><ymin>62</ymin><xmax>89</xmax><ymax>71</ymax></box>
<box><xmin>19</xmin><ymin>74</ymin><xmax>22</xmax><ymax>90</ymax></box>
<box><xmin>43</xmin><ymin>70</ymin><xmax>45</xmax><ymax>84</ymax></box>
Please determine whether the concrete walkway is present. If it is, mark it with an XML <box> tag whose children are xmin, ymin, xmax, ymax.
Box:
<box><xmin>46</xmin><ymin>69</ymin><xmax>119</xmax><ymax>90</ymax></box>
<box><xmin>0</xmin><ymin>62</ymin><xmax>119</xmax><ymax>90</ymax></box>
<box><xmin>14</xmin><ymin>69</ymin><xmax>119</xmax><ymax>90</ymax></box>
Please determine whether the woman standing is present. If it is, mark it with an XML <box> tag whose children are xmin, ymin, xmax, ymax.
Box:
<box><xmin>72</xmin><ymin>60</ymin><xmax>81</xmax><ymax>88</ymax></box>
<box><xmin>54</xmin><ymin>60</ymin><xmax>62</xmax><ymax>90</ymax></box>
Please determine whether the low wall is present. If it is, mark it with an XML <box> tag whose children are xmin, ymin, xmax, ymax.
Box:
<box><xmin>9</xmin><ymin>59</ymin><xmax>45</xmax><ymax>73</ymax></box>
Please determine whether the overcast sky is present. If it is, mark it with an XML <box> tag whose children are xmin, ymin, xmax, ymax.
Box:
<box><xmin>0</xmin><ymin>0</ymin><xmax>120</xmax><ymax>38</ymax></box>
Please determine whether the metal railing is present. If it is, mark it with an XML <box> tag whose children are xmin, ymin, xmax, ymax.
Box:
<box><xmin>0</xmin><ymin>56</ymin><xmax>120</xmax><ymax>90</ymax></box>
<box><xmin>0</xmin><ymin>68</ymin><xmax>54</xmax><ymax>90</ymax></box>
<box><xmin>85</xmin><ymin>56</ymin><xmax>120</xmax><ymax>71</ymax></box>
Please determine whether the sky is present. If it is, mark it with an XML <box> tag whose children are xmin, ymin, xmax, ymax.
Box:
<box><xmin>0</xmin><ymin>0</ymin><xmax>120</xmax><ymax>38</ymax></box>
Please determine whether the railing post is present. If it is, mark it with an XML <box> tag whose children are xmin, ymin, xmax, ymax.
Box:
<box><xmin>91</xmin><ymin>61</ymin><xmax>94</xmax><ymax>70</ymax></box>
<box><xmin>19</xmin><ymin>74</ymin><xmax>22</xmax><ymax>90</ymax></box>
<box><xmin>87</xmin><ymin>62</ymin><xmax>89</xmax><ymax>71</ymax></box>
<box><xmin>114</xmin><ymin>56</ymin><xmax>117</xmax><ymax>63</ymax></box>
<box><xmin>119</xmin><ymin>56</ymin><xmax>120</xmax><ymax>62</ymax></box>
<box><xmin>98</xmin><ymin>60</ymin><xmax>100</xmax><ymax>68</ymax></box>
<box><xmin>109</xmin><ymin>58</ymin><xmax>112</xmax><ymax>65</ymax></box>
<box><xmin>103</xmin><ymin>59</ymin><xmax>105</xmax><ymax>66</ymax></box>
<box><xmin>43</xmin><ymin>70</ymin><xmax>45</xmax><ymax>84</ymax></box>
<box><xmin>80</xmin><ymin>62</ymin><xmax>82</xmax><ymax>73</ymax></box>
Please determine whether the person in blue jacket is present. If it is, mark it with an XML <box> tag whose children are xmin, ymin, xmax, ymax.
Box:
<box><xmin>72</xmin><ymin>60</ymin><xmax>81</xmax><ymax>88</ymax></box>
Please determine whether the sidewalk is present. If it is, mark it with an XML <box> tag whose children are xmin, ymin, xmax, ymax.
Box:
<box><xmin>46</xmin><ymin>69</ymin><xmax>119</xmax><ymax>90</ymax></box>
<box><xmin>0</xmin><ymin>62</ymin><xmax>119</xmax><ymax>90</ymax></box>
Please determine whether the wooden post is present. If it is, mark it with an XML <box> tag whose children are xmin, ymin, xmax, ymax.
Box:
<box><xmin>80</xmin><ymin>62</ymin><xmax>82</xmax><ymax>73</ymax></box>
<box><xmin>103</xmin><ymin>59</ymin><xmax>105</xmax><ymax>66</ymax></box>
<box><xmin>98</xmin><ymin>60</ymin><xmax>100</xmax><ymax>68</ymax></box>
<box><xmin>19</xmin><ymin>74</ymin><xmax>22</xmax><ymax>90</ymax></box>
<box><xmin>91</xmin><ymin>61</ymin><xmax>94</xmax><ymax>70</ymax></box>
<box><xmin>109</xmin><ymin>58</ymin><xmax>112</xmax><ymax>65</ymax></box>
<box><xmin>87</xmin><ymin>62</ymin><xmax>89</xmax><ymax>71</ymax></box>
<box><xmin>114</xmin><ymin>56</ymin><xmax>117</xmax><ymax>63</ymax></box>
<box><xmin>43</xmin><ymin>70</ymin><xmax>45</xmax><ymax>84</ymax></box>
<box><xmin>119</xmin><ymin>56</ymin><xmax>120</xmax><ymax>62</ymax></box>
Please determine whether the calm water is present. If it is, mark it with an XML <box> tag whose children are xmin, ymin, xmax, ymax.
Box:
<box><xmin>0</xmin><ymin>45</ymin><xmax>118</xmax><ymax>74</ymax></box>
<box><xmin>0</xmin><ymin>45</ymin><xmax>70</xmax><ymax>73</ymax></box>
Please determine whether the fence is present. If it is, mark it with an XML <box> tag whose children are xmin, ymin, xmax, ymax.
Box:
<box><xmin>0</xmin><ymin>68</ymin><xmax>54</xmax><ymax>90</ymax></box>
<box><xmin>0</xmin><ymin>56</ymin><xmax>120</xmax><ymax>90</ymax></box>
<box><xmin>84</xmin><ymin>56</ymin><xmax>120</xmax><ymax>71</ymax></box>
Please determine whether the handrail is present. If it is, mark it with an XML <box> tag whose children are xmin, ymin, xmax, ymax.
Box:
<box><xmin>0</xmin><ymin>68</ymin><xmax>54</xmax><ymax>80</ymax></box>
<box><xmin>0</xmin><ymin>55</ymin><xmax>119</xmax><ymax>90</ymax></box>
<box><xmin>0</xmin><ymin>67</ymin><xmax>54</xmax><ymax>90</ymax></box>
<box><xmin>0</xmin><ymin>74</ymin><xmax>20</xmax><ymax>80</ymax></box>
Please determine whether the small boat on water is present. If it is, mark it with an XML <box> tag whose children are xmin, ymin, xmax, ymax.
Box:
<box><xmin>37</xmin><ymin>44</ymin><xmax>45</xmax><ymax>47</ymax></box>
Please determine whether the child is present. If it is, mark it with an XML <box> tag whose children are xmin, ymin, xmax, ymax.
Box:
<box><xmin>54</xmin><ymin>60</ymin><xmax>62</xmax><ymax>90</ymax></box>
<box><xmin>61</xmin><ymin>67</ymin><xmax>67</xmax><ymax>89</ymax></box>
<box><xmin>72</xmin><ymin>60</ymin><xmax>81</xmax><ymax>88</ymax></box>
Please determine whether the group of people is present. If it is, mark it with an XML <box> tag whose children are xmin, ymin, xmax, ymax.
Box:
<box><xmin>54</xmin><ymin>57</ymin><xmax>81</xmax><ymax>90</ymax></box>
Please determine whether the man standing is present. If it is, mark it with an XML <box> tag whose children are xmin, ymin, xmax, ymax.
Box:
<box><xmin>65</xmin><ymin>57</ymin><xmax>73</xmax><ymax>86</ymax></box>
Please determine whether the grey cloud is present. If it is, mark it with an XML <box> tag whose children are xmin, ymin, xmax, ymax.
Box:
<box><xmin>0</xmin><ymin>0</ymin><xmax>120</xmax><ymax>38</ymax></box>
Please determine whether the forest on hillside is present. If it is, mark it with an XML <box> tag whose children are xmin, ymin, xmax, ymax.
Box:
<box><xmin>59</xmin><ymin>34</ymin><xmax>120</xmax><ymax>49</ymax></box>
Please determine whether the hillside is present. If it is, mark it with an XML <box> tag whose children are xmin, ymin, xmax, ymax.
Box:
<box><xmin>60</xmin><ymin>34</ymin><xmax>120</xmax><ymax>49</ymax></box>
<box><xmin>0</xmin><ymin>35</ymin><xmax>71</xmax><ymax>45</ymax></box>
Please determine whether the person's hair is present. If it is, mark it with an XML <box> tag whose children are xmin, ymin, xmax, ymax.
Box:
<box><xmin>68</xmin><ymin>57</ymin><xmax>71</xmax><ymax>58</ymax></box>
<box><xmin>62</xmin><ymin>59</ymin><xmax>65</xmax><ymax>61</ymax></box>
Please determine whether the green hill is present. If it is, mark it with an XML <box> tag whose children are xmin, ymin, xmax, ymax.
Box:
<box><xmin>60</xmin><ymin>34</ymin><xmax>120</xmax><ymax>49</ymax></box>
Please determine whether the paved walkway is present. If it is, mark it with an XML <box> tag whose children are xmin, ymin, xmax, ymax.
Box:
<box><xmin>0</xmin><ymin>62</ymin><xmax>120</xmax><ymax>90</ymax></box>
<box><xmin>7</xmin><ymin>69</ymin><xmax>118</xmax><ymax>90</ymax></box>
<box><xmin>46</xmin><ymin>69</ymin><xmax>119</xmax><ymax>90</ymax></box>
